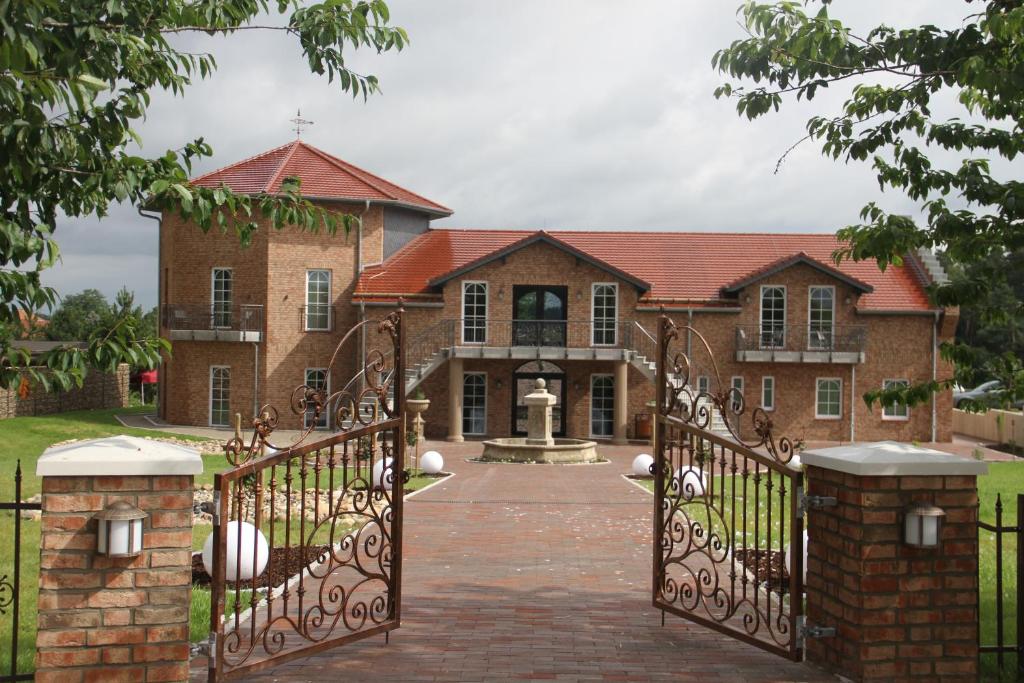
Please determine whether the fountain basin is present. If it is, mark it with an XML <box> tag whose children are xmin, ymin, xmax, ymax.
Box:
<box><xmin>480</xmin><ymin>437</ymin><xmax>599</xmax><ymax>464</ymax></box>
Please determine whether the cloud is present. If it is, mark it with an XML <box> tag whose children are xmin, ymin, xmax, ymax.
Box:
<box><xmin>44</xmin><ymin>0</ymin><xmax>994</xmax><ymax>308</ymax></box>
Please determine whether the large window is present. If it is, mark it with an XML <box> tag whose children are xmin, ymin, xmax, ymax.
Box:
<box><xmin>761</xmin><ymin>376</ymin><xmax>775</xmax><ymax>412</ymax></box>
<box><xmin>462</xmin><ymin>282</ymin><xmax>487</xmax><ymax>343</ymax></box>
<box><xmin>210</xmin><ymin>366</ymin><xmax>230</xmax><ymax>427</ymax></box>
<box><xmin>304</xmin><ymin>368</ymin><xmax>329</xmax><ymax>429</ymax></box>
<box><xmin>305</xmin><ymin>270</ymin><xmax>331</xmax><ymax>331</ymax></box>
<box><xmin>463</xmin><ymin>373</ymin><xmax>487</xmax><ymax>435</ymax></box>
<box><xmin>815</xmin><ymin>378</ymin><xmax>842</xmax><ymax>419</ymax></box>
<box><xmin>808</xmin><ymin>286</ymin><xmax>835</xmax><ymax>350</ymax></box>
<box><xmin>882</xmin><ymin>378</ymin><xmax>910</xmax><ymax>420</ymax></box>
<box><xmin>760</xmin><ymin>285</ymin><xmax>786</xmax><ymax>348</ymax></box>
<box><xmin>211</xmin><ymin>268</ymin><xmax>232</xmax><ymax>328</ymax></box>
<box><xmin>590</xmin><ymin>374</ymin><xmax>615</xmax><ymax>437</ymax></box>
<box><xmin>591</xmin><ymin>284</ymin><xmax>618</xmax><ymax>346</ymax></box>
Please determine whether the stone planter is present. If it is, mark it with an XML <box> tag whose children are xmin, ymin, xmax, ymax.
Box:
<box><xmin>406</xmin><ymin>398</ymin><xmax>430</xmax><ymax>415</ymax></box>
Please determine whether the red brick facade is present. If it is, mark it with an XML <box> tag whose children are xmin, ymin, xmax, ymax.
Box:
<box><xmin>158</xmin><ymin>145</ymin><xmax>954</xmax><ymax>443</ymax></box>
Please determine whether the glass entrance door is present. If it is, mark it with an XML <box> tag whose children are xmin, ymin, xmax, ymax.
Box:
<box><xmin>511</xmin><ymin>361</ymin><xmax>566</xmax><ymax>436</ymax></box>
<box><xmin>513</xmin><ymin>285</ymin><xmax>567</xmax><ymax>346</ymax></box>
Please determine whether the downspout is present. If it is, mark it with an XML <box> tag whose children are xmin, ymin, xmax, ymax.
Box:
<box><xmin>137</xmin><ymin>207</ymin><xmax>163</xmax><ymax>416</ymax></box>
<box><xmin>355</xmin><ymin>200</ymin><xmax>370</xmax><ymax>390</ymax></box>
<box><xmin>850</xmin><ymin>365</ymin><xmax>856</xmax><ymax>443</ymax></box>
<box><xmin>932</xmin><ymin>311</ymin><xmax>939</xmax><ymax>442</ymax></box>
<box><xmin>252</xmin><ymin>341</ymin><xmax>259</xmax><ymax>419</ymax></box>
<box><xmin>686</xmin><ymin>309</ymin><xmax>693</xmax><ymax>358</ymax></box>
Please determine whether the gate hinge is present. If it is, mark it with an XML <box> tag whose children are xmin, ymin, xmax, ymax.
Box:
<box><xmin>796</xmin><ymin>616</ymin><xmax>836</xmax><ymax>647</ymax></box>
<box><xmin>797</xmin><ymin>486</ymin><xmax>837</xmax><ymax>518</ymax></box>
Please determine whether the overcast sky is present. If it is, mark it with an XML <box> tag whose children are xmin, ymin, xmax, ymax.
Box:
<box><xmin>46</xmin><ymin>1</ymin><xmax>985</xmax><ymax>309</ymax></box>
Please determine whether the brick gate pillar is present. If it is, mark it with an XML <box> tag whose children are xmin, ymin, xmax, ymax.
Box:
<box><xmin>801</xmin><ymin>441</ymin><xmax>987</xmax><ymax>683</ymax></box>
<box><xmin>35</xmin><ymin>435</ymin><xmax>202</xmax><ymax>683</ymax></box>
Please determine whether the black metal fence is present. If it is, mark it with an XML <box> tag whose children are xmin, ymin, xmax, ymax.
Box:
<box><xmin>1</xmin><ymin>461</ymin><xmax>40</xmax><ymax>682</ymax></box>
<box><xmin>978</xmin><ymin>492</ymin><xmax>1022</xmax><ymax>677</ymax></box>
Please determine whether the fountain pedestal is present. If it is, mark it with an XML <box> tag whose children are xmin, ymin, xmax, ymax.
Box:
<box><xmin>480</xmin><ymin>378</ymin><xmax>598</xmax><ymax>464</ymax></box>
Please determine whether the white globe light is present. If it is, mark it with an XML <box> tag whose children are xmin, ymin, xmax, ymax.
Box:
<box><xmin>632</xmin><ymin>453</ymin><xmax>654</xmax><ymax>477</ymax></box>
<box><xmin>673</xmin><ymin>466</ymin><xmax>707</xmax><ymax>499</ymax></box>
<box><xmin>785</xmin><ymin>530</ymin><xmax>809</xmax><ymax>584</ymax></box>
<box><xmin>372</xmin><ymin>457</ymin><xmax>394</xmax><ymax>489</ymax></box>
<box><xmin>420</xmin><ymin>450</ymin><xmax>444</xmax><ymax>474</ymax></box>
<box><xmin>202</xmin><ymin>521</ymin><xmax>269</xmax><ymax>582</ymax></box>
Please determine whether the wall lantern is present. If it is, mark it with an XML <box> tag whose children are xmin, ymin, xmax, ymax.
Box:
<box><xmin>95</xmin><ymin>501</ymin><xmax>147</xmax><ymax>557</ymax></box>
<box><xmin>903</xmin><ymin>501</ymin><xmax>945</xmax><ymax>548</ymax></box>
<box><xmin>495</xmin><ymin>378</ymin><xmax>503</xmax><ymax>389</ymax></box>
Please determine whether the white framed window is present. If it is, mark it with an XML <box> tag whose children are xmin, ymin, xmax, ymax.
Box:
<box><xmin>211</xmin><ymin>268</ymin><xmax>232</xmax><ymax>329</ymax></box>
<box><xmin>209</xmin><ymin>366</ymin><xmax>230</xmax><ymax>427</ymax></box>
<box><xmin>697</xmin><ymin>375</ymin><xmax>710</xmax><ymax>394</ymax></box>
<box><xmin>305</xmin><ymin>270</ymin><xmax>331</xmax><ymax>331</ymax></box>
<box><xmin>759</xmin><ymin>285</ymin><xmax>786</xmax><ymax>348</ymax></box>
<box><xmin>815</xmin><ymin>378</ymin><xmax>842</xmax><ymax>420</ymax></box>
<box><xmin>882</xmin><ymin>378</ymin><xmax>910</xmax><ymax>421</ymax></box>
<box><xmin>730</xmin><ymin>376</ymin><xmax>744</xmax><ymax>412</ymax></box>
<box><xmin>463</xmin><ymin>372</ymin><xmax>487</xmax><ymax>435</ymax></box>
<box><xmin>590</xmin><ymin>374</ymin><xmax>615</xmax><ymax>437</ymax></box>
<box><xmin>462</xmin><ymin>282</ymin><xmax>488</xmax><ymax>344</ymax></box>
<box><xmin>304</xmin><ymin>368</ymin><xmax>329</xmax><ymax>429</ymax></box>
<box><xmin>591</xmin><ymin>283</ymin><xmax>618</xmax><ymax>346</ymax></box>
<box><xmin>761</xmin><ymin>376</ymin><xmax>775</xmax><ymax>412</ymax></box>
<box><xmin>808</xmin><ymin>285</ymin><xmax>835</xmax><ymax>350</ymax></box>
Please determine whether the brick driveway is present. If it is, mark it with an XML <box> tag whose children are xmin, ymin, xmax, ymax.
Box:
<box><xmin>204</xmin><ymin>441</ymin><xmax>829</xmax><ymax>682</ymax></box>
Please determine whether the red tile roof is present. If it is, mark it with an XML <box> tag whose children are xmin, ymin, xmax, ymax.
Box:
<box><xmin>190</xmin><ymin>141</ymin><xmax>452</xmax><ymax>216</ymax></box>
<box><xmin>353</xmin><ymin>229</ymin><xmax>934</xmax><ymax>312</ymax></box>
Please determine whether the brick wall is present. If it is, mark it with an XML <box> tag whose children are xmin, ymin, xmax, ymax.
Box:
<box><xmin>804</xmin><ymin>465</ymin><xmax>979</xmax><ymax>682</ymax></box>
<box><xmin>36</xmin><ymin>473</ymin><xmax>193</xmax><ymax>682</ymax></box>
<box><xmin>0</xmin><ymin>364</ymin><xmax>129</xmax><ymax>419</ymax></box>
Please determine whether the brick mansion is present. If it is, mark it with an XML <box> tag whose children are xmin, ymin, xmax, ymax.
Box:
<box><xmin>156</xmin><ymin>140</ymin><xmax>955</xmax><ymax>443</ymax></box>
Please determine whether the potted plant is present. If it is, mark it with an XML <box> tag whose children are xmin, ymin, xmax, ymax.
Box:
<box><xmin>406</xmin><ymin>387</ymin><xmax>430</xmax><ymax>415</ymax></box>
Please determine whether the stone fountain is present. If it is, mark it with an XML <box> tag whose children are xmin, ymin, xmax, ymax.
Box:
<box><xmin>480</xmin><ymin>379</ymin><xmax>598</xmax><ymax>463</ymax></box>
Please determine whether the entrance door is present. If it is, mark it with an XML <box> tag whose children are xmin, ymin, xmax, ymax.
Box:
<box><xmin>512</xmin><ymin>360</ymin><xmax>566</xmax><ymax>436</ymax></box>
<box><xmin>513</xmin><ymin>285</ymin><xmax>567</xmax><ymax>346</ymax></box>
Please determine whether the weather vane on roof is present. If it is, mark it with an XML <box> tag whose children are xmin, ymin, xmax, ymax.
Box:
<box><xmin>290</xmin><ymin>109</ymin><xmax>313</xmax><ymax>138</ymax></box>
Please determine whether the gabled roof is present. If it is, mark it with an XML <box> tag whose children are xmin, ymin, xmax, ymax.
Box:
<box><xmin>353</xmin><ymin>229</ymin><xmax>934</xmax><ymax>312</ymax></box>
<box><xmin>721</xmin><ymin>252</ymin><xmax>874</xmax><ymax>295</ymax></box>
<box><xmin>427</xmin><ymin>231</ymin><xmax>652</xmax><ymax>291</ymax></box>
<box><xmin>190</xmin><ymin>140</ymin><xmax>452</xmax><ymax>216</ymax></box>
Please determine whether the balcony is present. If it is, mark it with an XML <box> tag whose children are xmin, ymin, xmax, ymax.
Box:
<box><xmin>735</xmin><ymin>324</ymin><xmax>866</xmax><ymax>364</ymax></box>
<box><xmin>442</xmin><ymin>319</ymin><xmax>645</xmax><ymax>362</ymax></box>
<box><xmin>161</xmin><ymin>304</ymin><xmax>263</xmax><ymax>342</ymax></box>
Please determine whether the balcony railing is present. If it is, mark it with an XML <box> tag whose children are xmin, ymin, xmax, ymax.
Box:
<box><xmin>161</xmin><ymin>304</ymin><xmax>263</xmax><ymax>342</ymax></box>
<box><xmin>451</xmin><ymin>319</ymin><xmax>641</xmax><ymax>350</ymax></box>
<box><xmin>734</xmin><ymin>324</ymin><xmax>866</xmax><ymax>362</ymax></box>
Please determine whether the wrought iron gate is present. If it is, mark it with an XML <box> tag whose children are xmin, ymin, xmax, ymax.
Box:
<box><xmin>653</xmin><ymin>315</ymin><xmax>804</xmax><ymax>660</ymax></box>
<box><xmin>207</xmin><ymin>311</ymin><xmax>406</xmax><ymax>680</ymax></box>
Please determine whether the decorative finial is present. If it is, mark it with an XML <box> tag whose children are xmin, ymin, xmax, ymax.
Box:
<box><xmin>290</xmin><ymin>109</ymin><xmax>313</xmax><ymax>138</ymax></box>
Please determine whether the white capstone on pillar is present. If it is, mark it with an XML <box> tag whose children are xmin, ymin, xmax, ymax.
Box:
<box><xmin>613</xmin><ymin>360</ymin><xmax>629</xmax><ymax>444</ymax></box>
<box><xmin>447</xmin><ymin>357</ymin><xmax>464</xmax><ymax>442</ymax></box>
<box><xmin>524</xmin><ymin>378</ymin><xmax>557</xmax><ymax>446</ymax></box>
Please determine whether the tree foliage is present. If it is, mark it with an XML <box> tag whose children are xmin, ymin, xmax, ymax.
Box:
<box><xmin>0</xmin><ymin>0</ymin><xmax>406</xmax><ymax>392</ymax></box>
<box><xmin>714</xmin><ymin>0</ymin><xmax>1024</xmax><ymax>410</ymax></box>
<box><xmin>46</xmin><ymin>289</ymin><xmax>111</xmax><ymax>342</ymax></box>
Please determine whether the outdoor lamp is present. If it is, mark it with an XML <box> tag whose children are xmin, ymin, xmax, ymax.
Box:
<box><xmin>903</xmin><ymin>501</ymin><xmax>945</xmax><ymax>548</ymax></box>
<box><xmin>95</xmin><ymin>501</ymin><xmax>147</xmax><ymax>557</ymax></box>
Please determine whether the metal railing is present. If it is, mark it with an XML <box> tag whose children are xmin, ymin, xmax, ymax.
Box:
<box><xmin>978</xmin><ymin>493</ymin><xmax>1023</xmax><ymax>677</ymax></box>
<box><xmin>449</xmin><ymin>318</ymin><xmax>640</xmax><ymax>350</ymax></box>
<box><xmin>299</xmin><ymin>305</ymin><xmax>337</xmax><ymax>332</ymax></box>
<box><xmin>1</xmin><ymin>461</ymin><xmax>39</xmax><ymax>682</ymax></box>
<box><xmin>734</xmin><ymin>324</ymin><xmax>866</xmax><ymax>354</ymax></box>
<box><xmin>162</xmin><ymin>303</ymin><xmax>263</xmax><ymax>334</ymax></box>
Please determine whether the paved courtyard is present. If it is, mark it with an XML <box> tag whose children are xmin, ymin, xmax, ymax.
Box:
<box><xmin>193</xmin><ymin>440</ymin><xmax>830</xmax><ymax>682</ymax></box>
